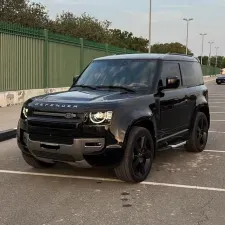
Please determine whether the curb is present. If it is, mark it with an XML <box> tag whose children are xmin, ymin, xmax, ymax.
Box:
<box><xmin>0</xmin><ymin>128</ymin><xmax>17</xmax><ymax>142</ymax></box>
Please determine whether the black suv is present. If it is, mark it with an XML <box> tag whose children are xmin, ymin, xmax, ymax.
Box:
<box><xmin>17</xmin><ymin>53</ymin><xmax>210</xmax><ymax>183</ymax></box>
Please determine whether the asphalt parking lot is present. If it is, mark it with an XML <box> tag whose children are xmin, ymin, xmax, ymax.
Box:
<box><xmin>1</xmin><ymin>79</ymin><xmax>225</xmax><ymax>225</ymax></box>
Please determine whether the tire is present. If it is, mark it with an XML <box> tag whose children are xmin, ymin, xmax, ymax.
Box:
<box><xmin>22</xmin><ymin>153</ymin><xmax>55</xmax><ymax>169</ymax></box>
<box><xmin>217</xmin><ymin>82</ymin><xmax>221</xmax><ymax>85</ymax></box>
<box><xmin>185</xmin><ymin>112</ymin><xmax>209</xmax><ymax>153</ymax></box>
<box><xmin>114</xmin><ymin>126</ymin><xmax>154</xmax><ymax>183</ymax></box>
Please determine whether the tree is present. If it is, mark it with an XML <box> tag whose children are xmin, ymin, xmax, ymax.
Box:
<box><xmin>197</xmin><ymin>56</ymin><xmax>225</xmax><ymax>68</ymax></box>
<box><xmin>0</xmin><ymin>0</ymin><xmax>198</xmax><ymax>54</ymax></box>
<box><xmin>0</xmin><ymin>0</ymin><xmax>49</xmax><ymax>28</ymax></box>
<box><xmin>198</xmin><ymin>56</ymin><xmax>209</xmax><ymax>66</ymax></box>
<box><xmin>222</xmin><ymin>57</ymin><xmax>225</xmax><ymax>68</ymax></box>
<box><xmin>49</xmin><ymin>12</ymin><xmax>111</xmax><ymax>43</ymax></box>
<box><xmin>108</xmin><ymin>29</ymin><xmax>148</xmax><ymax>51</ymax></box>
<box><xmin>151</xmin><ymin>42</ymin><xmax>192</xmax><ymax>55</ymax></box>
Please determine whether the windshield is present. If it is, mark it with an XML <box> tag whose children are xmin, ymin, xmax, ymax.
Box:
<box><xmin>73</xmin><ymin>59</ymin><xmax>157</xmax><ymax>90</ymax></box>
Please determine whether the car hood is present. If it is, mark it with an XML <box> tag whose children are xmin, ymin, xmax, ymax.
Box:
<box><xmin>26</xmin><ymin>89</ymin><xmax>141</xmax><ymax>111</ymax></box>
<box><xmin>217</xmin><ymin>76</ymin><xmax>225</xmax><ymax>79</ymax></box>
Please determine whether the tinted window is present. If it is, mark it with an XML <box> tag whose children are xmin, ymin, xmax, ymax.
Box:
<box><xmin>74</xmin><ymin>59</ymin><xmax>157</xmax><ymax>90</ymax></box>
<box><xmin>160</xmin><ymin>61</ymin><xmax>181</xmax><ymax>86</ymax></box>
<box><xmin>181</xmin><ymin>61</ymin><xmax>204</xmax><ymax>86</ymax></box>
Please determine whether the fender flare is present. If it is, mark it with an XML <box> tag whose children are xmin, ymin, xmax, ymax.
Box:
<box><xmin>121</xmin><ymin>115</ymin><xmax>158</xmax><ymax>154</ymax></box>
<box><xmin>189</xmin><ymin>103</ymin><xmax>210</xmax><ymax>131</ymax></box>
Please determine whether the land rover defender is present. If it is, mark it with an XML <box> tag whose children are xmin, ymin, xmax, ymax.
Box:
<box><xmin>17</xmin><ymin>53</ymin><xmax>210</xmax><ymax>183</ymax></box>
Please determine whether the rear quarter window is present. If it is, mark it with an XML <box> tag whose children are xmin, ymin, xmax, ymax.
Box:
<box><xmin>180</xmin><ymin>61</ymin><xmax>204</xmax><ymax>86</ymax></box>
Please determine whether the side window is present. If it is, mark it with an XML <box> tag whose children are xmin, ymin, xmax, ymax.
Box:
<box><xmin>181</xmin><ymin>61</ymin><xmax>204</xmax><ymax>86</ymax></box>
<box><xmin>160</xmin><ymin>61</ymin><xmax>181</xmax><ymax>86</ymax></box>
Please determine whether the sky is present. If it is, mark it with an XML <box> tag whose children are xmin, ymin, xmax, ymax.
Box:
<box><xmin>33</xmin><ymin>0</ymin><xmax>225</xmax><ymax>56</ymax></box>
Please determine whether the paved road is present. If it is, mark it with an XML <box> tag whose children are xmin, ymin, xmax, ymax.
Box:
<box><xmin>1</xmin><ymin>79</ymin><xmax>225</xmax><ymax>225</ymax></box>
<box><xmin>0</xmin><ymin>105</ymin><xmax>21</xmax><ymax>131</ymax></box>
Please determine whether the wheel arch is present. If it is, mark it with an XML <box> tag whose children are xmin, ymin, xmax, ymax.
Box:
<box><xmin>123</xmin><ymin>116</ymin><xmax>157</xmax><ymax>156</ymax></box>
<box><xmin>199</xmin><ymin>105</ymin><xmax>210</xmax><ymax>128</ymax></box>
<box><xmin>190</xmin><ymin>104</ymin><xmax>210</xmax><ymax>130</ymax></box>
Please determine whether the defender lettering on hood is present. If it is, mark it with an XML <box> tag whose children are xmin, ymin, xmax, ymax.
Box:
<box><xmin>33</xmin><ymin>102</ymin><xmax>78</xmax><ymax>108</ymax></box>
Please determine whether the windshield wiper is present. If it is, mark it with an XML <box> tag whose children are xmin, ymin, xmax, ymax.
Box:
<box><xmin>96</xmin><ymin>85</ymin><xmax>136</xmax><ymax>93</ymax></box>
<box><xmin>71</xmin><ymin>85</ymin><xmax>96</xmax><ymax>90</ymax></box>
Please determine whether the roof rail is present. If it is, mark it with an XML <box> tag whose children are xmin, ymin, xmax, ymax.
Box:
<box><xmin>166</xmin><ymin>53</ymin><xmax>194</xmax><ymax>57</ymax></box>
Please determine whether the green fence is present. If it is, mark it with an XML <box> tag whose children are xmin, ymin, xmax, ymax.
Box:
<box><xmin>201</xmin><ymin>65</ymin><xmax>220</xmax><ymax>77</ymax></box>
<box><xmin>0</xmin><ymin>22</ymin><xmax>220</xmax><ymax>92</ymax></box>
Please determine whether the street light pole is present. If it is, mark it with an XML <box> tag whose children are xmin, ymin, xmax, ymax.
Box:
<box><xmin>148</xmin><ymin>0</ymin><xmax>152</xmax><ymax>53</ymax></box>
<box><xmin>215</xmin><ymin>47</ymin><xmax>219</xmax><ymax>68</ymax></box>
<box><xmin>200</xmin><ymin>33</ymin><xmax>207</xmax><ymax>65</ymax></box>
<box><xmin>183</xmin><ymin>18</ymin><xmax>193</xmax><ymax>55</ymax></box>
<box><xmin>208</xmin><ymin>41</ymin><xmax>214</xmax><ymax>66</ymax></box>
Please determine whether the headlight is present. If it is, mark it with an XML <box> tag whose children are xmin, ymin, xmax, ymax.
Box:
<box><xmin>22</xmin><ymin>107</ymin><xmax>28</xmax><ymax>118</ymax></box>
<box><xmin>89</xmin><ymin>111</ymin><xmax>113</xmax><ymax>124</ymax></box>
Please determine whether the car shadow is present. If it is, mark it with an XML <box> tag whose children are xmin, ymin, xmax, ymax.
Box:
<box><xmin>24</xmin><ymin>147</ymin><xmax>219</xmax><ymax>182</ymax></box>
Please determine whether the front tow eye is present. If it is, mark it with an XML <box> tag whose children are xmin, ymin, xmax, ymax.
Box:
<box><xmin>40</xmin><ymin>143</ymin><xmax>60</xmax><ymax>150</ymax></box>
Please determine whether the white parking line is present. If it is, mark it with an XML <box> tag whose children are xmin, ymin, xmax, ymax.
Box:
<box><xmin>209</xmin><ymin>94</ymin><xmax>225</xmax><ymax>95</ymax></box>
<box><xmin>209</xmin><ymin>97</ymin><xmax>225</xmax><ymax>99</ymax></box>
<box><xmin>210</xmin><ymin>112</ymin><xmax>225</xmax><ymax>114</ymax></box>
<box><xmin>209</xmin><ymin>100</ymin><xmax>225</xmax><ymax>101</ymax></box>
<box><xmin>1</xmin><ymin>169</ymin><xmax>225</xmax><ymax>193</ymax></box>
<box><xmin>209</xmin><ymin>102</ymin><xmax>225</xmax><ymax>104</ymax></box>
<box><xmin>209</xmin><ymin>130</ymin><xmax>225</xmax><ymax>134</ymax></box>
<box><xmin>204</xmin><ymin>150</ymin><xmax>225</xmax><ymax>153</ymax></box>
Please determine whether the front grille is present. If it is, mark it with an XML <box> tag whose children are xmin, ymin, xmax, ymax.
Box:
<box><xmin>28</xmin><ymin>117</ymin><xmax>80</xmax><ymax>129</ymax></box>
<box><xmin>26</xmin><ymin>110</ymin><xmax>109</xmax><ymax>145</ymax></box>
<box><xmin>27</xmin><ymin>108</ymin><xmax>84</xmax><ymax>145</ymax></box>
<box><xmin>32</xmin><ymin>150</ymin><xmax>75</xmax><ymax>162</ymax></box>
<box><xmin>29</xmin><ymin>133</ymin><xmax>73</xmax><ymax>145</ymax></box>
<box><xmin>31</xmin><ymin>111</ymin><xmax>87</xmax><ymax>122</ymax></box>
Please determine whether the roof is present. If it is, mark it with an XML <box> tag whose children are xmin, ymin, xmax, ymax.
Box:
<box><xmin>94</xmin><ymin>53</ymin><xmax>198</xmax><ymax>62</ymax></box>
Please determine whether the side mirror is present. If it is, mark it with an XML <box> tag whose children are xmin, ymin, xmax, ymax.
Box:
<box><xmin>165</xmin><ymin>76</ymin><xmax>180</xmax><ymax>89</ymax></box>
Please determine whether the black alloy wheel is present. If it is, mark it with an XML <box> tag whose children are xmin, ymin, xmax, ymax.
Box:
<box><xmin>186</xmin><ymin>112</ymin><xmax>209</xmax><ymax>152</ymax></box>
<box><xmin>114</xmin><ymin>126</ymin><xmax>154</xmax><ymax>183</ymax></box>
<box><xmin>196</xmin><ymin>117</ymin><xmax>208</xmax><ymax>149</ymax></box>
<box><xmin>132</xmin><ymin>135</ymin><xmax>152</xmax><ymax>177</ymax></box>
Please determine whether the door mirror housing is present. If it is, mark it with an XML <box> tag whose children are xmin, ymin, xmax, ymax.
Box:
<box><xmin>165</xmin><ymin>76</ymin><xmax>180</xmax><ymax>89</ymax></box>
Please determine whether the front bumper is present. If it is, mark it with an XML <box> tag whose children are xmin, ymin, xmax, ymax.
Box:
<box><xmin>17</xmin><ymin>119</ymin><xmax>124</xmax><ymax>166</ymax></box>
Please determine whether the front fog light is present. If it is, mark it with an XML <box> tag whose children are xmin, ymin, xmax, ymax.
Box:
<box><xmin>89</xmin><ymin>111</ymin><xmax>113</xmax><ymax>124</ymax></box>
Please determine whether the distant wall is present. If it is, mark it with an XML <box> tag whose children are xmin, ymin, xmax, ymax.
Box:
<box><xmin>0</xmin><ymin>87</ymin><xmax>69</xmax><ymax>108</ymax></box>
